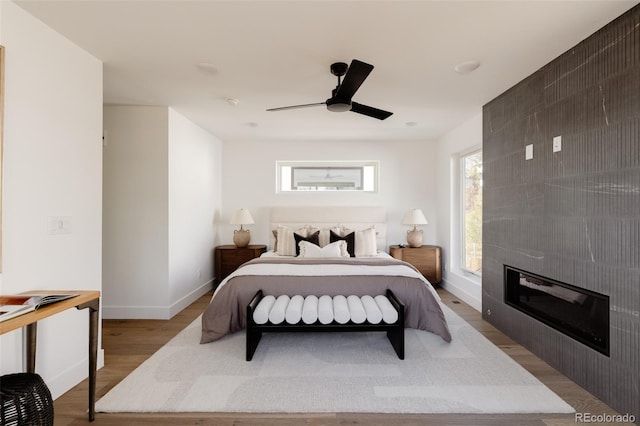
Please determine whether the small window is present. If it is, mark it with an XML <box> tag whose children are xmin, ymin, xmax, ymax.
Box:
<box><xmin>277</xmin><ymin>161</ymin><xmax>379</xmax><ymax>192</ymax></box>
<box><xmin>461</xmin><ymin>150</ymin><xmax>482</xmax><ymax>274</ymax></box>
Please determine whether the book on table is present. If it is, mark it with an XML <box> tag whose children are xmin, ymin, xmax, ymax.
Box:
<box><xmin>0</xmin><ymin>293</ymin><xmax>79</xmax><ymax>322</ymax></box>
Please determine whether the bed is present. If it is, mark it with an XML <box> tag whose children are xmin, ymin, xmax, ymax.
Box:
<box><xmin>200</xmin><ymin>206</ymin><xmax>452</xmax><ymax>344</ymax></box>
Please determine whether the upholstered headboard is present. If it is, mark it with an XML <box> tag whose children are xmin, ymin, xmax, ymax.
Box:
<box><xmin>269</xmin><ymin>206</ymin><xmax>387</xmax><ymax>251</ymax></box>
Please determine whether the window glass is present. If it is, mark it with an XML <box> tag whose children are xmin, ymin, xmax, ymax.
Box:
<box><xmin>277</xmin><ymin>161</ymin><xmax>379</xmax><ymax>192</ymax></box>
<box><xmin>462</xmin><ymin>150</ymin><xmax>482</xmax><ymax>274</ymax></box>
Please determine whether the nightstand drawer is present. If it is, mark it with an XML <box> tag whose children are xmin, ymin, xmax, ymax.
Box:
<box><xmin>215</xmin><ymin>245</ymin><xmax>267</xmax><ymax>285</ymax></box>
<box><xmin>389</xmin><ymin>245</ymin><xmax>441</xmax><ymax>285</ymax></box>
<box><xmin>221</xmin><ymin>250</ymin><xmax>256</xmax><ymax>265</ymax></box>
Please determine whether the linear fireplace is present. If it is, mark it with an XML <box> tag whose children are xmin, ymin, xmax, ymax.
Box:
<box><xmin>504</xmin><ymin>266</ymin><xmax>609</xmax><ymax>356</ymax></box>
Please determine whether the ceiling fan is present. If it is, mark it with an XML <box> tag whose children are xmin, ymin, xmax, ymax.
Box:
<box><xmin>308</xmin><ymin>169</ymin><xmax>345</xmax><ymax>179</ymax></box>
<box><xmin>266</xmin><ymin>59</ymin><xmax>393</xmax><ymax>120</ymax></box>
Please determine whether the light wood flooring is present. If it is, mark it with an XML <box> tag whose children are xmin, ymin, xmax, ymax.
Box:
<box><xmin>53</xmin><ymin>288</ymin><xmax>632</xmax><ymax>426</ymax></box>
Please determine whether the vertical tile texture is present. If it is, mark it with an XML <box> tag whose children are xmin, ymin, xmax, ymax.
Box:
<box><xmin>483</xmin><ymin>5</ymin><xmax>639</xmax><ymax>420</ymax></box>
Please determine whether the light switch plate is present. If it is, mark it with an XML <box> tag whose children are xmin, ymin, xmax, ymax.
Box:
<box><xmin>553</xmin><ymin>135</ymin><xmax>562</xmax><ymax>152</ymax></box>
<box><xmin>48</xmin><ymin>216</ymin><xmax>72</xmax><ymax>235</ymax></box>
<box><xmin>525</xmin><ymin>144</ymin><xmax>534</xmax><ymax>160</ymax></box>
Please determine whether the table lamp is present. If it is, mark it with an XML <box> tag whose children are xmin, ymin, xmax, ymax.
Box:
<box><xmin>402</xmin><ymin>208</ymin><xmax>428</xmax><ymax>248</ymax></box>
<box><xmin>231</xmin><ymin>208</ymin><xmax>254</xmax><ymax>248</ymax></box>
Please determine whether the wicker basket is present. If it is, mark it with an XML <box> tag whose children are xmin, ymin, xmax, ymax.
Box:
<box><xmin>0</xmin><ymin>373</ymin><xmax>54</xmax><ymax>426</ymax></box>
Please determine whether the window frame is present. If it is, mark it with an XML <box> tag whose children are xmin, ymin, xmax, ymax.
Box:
<box><xmin>459</xmin><ymin>148</ymin><xmax>483</xmax><ymax>276</ymax></box>
<box><xmin>276</xmin><ymin>160</ymin><xmax>379</xmax><ymax>193</ymax></box>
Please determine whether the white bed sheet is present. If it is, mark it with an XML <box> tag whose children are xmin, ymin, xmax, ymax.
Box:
<box><xmin>215</xmin><ymin>252</ymin><xmax>440</xmax><ymax>303</ymax></box>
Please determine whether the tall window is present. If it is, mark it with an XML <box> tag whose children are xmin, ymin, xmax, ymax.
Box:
<box><xmin>461</xmin><ymin>150</ymin><xmax>482</xmax><ymax>274</ymax></box>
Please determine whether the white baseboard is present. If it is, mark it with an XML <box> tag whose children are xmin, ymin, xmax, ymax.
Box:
<box><xmin>440</xmin><ymin>271</ymin><xmax>482</xmax><ymax>312</ymax></box>
<box><xmin>50</xmin><ymin>348</ymin><xmax>105</xmax><ymax>400</ymax></box>
<box><xmin>102</xmin><ymin>305</ymin><xmax>171</xmax><ymax>320</ymax></box>
<box><xmin>169</xmin><ymin>280</ymin><xmax>213</xmax><ymax>318</ymax></box>
<box><xmin>102</xmin><ymin>280</ymin><xmax>213</xmax><ymax>319</ymax></box>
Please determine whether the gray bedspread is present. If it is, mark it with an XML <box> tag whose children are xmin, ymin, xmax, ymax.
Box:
<box><xmin>200</xmin><ymin>257</ymin><xmax>452</xmax><ymax>344</ymax></box>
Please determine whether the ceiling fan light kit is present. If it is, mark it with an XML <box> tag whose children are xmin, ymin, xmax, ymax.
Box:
<box><xmin>267</xmin><ymin>59</ymin><xmax>393</xmax><ymax>120</ymax></box>
<box><xmin>196</xmin><ymin>62</ymin><xmax>219</xmax><ymax>75</ymax></box>
<box><xmin>326</xmin><ymin>97</ymin><xmax>352</xmax><ymax>112</ymax></box>
<box><xmin>454</xmin><ymin>59</ymin><xmax>481</xmax><ymax>74</ymax></box>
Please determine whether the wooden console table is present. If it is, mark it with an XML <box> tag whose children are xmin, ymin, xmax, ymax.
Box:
<box><xmin>0</xmin><ymin>290</ymin><xmax>100</xmax><ymax>421</ymax></box>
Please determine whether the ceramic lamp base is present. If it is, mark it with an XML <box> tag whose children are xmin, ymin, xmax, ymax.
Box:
<box><xmin>233</xmin><ymin>229</ymin><xmax>251</xmax><ymax>248</ymax></box>
<box><xmin>406</xmin><ymin>228</ymin><xmax>423</xmax><ymax>248</ymax></box>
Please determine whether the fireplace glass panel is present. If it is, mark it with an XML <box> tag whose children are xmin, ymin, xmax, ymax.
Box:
<box><xmin>504</xmin><ymin>265</ymin><xmax>609</xmax><ymax>356</ymax></box>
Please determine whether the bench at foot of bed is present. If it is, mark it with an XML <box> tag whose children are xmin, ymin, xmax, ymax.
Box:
<box><xmin>246</xmin><ymin>290</ymin><xmax>405</xmax><ymax>361</ymax></box>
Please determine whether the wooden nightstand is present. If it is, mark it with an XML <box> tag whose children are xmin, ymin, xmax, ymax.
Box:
<box><xmin>215</xmin><ymin>245</ymin><xmax>267</xmax><ymax>285</ymax></box>
<box><xmin>389</xmin><ymin>245</ymin><xmax>442</xmax><ymax>285</ymax></box>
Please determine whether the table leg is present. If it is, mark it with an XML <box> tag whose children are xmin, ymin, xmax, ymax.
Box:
<box><xmin>88</xmin><ymin>306</ymin><xmax>98</xmax><ymax>421</ymax></box>
<box><xmin>78</xmin><ymin>298</ymin><xmax>100</xmax><ymax>422</ymax></box>
<box><xmin>25</xmin><ymin>322</ymin><xmax>37</xmax><ymax>373</ymax></box>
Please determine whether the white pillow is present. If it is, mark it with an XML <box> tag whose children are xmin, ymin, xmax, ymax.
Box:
<box><xmin>298</xmin><ymin>240</ymin><xmax>349</xmax><ymax>258</ymax></box>
<box><xmin>355</xmin><ymin>226</ymin><xmax>378</xmax><ymax>257</ymax></box>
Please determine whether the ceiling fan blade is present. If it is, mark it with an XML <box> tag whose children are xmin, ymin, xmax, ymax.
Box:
<box><xmin>335</xmin><ymin>59</ymin><xmax>373</xmax><ymax>100</ymax></box>
<box><xmin>267</xmin><ymin>102</ymin><xmax>325</xmax><ymax>112</ymax></box>
<box><xmin>351</xmin><ymin>102</ymin><xmax>394</xmax><ymax>120</ymax></box>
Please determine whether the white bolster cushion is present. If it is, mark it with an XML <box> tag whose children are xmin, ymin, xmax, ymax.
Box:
<box><xmin>375</xmin><ymin>295</ymin><xmax>399</xmax><ymax>324</ymax></box>
<box><xmin>253</xmin><ymin>295</ymin><xmax>276</xmax><ymax>325</ymax></box>
<box><xmin>333</xmin><ymin>295</ymin><xmax>350</xmax><ymax>324</ymax></box>
<box><xmin>318</xmin><ymin>295</ymin><xmax>334</xmax><ymax>325</ymax></box>
<box><xmin>268</xmin><ymin>295</ymin><xmax>290</xmax><ymax>324</ymax></box>
<box><xmin>285</xmin><ymin>295</ymin><xmax>304</xmax><ymax>324</ymax></box>
<box><xmin>302</xmin><ymin>295</ymin><xmax>319</xmax><ymax>324</ymax></box>
<box><xmin>361</xmin><ymin>295</ymin><xmax>382</xmax><ymax>324</ymax></box>
<box><xmin>347</xmin><ymin>295</ymin><xmax>367</xmax><ymax>324</ymax></box>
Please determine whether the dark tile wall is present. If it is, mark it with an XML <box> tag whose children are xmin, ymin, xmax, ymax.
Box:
<box><xmin>482</xmin><ymin>5</ymin><xmax>639</xmax><ymax>420</ymax></box>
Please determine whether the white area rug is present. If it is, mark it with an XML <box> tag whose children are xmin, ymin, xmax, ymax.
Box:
<box><xmin>96</xmin><ymin>305</ymin><xmax>574</xmax><ymax>414</ymax></box>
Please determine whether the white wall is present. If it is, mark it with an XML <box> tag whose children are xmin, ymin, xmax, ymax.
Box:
<box><xmin>435</xmin><ymin>112</ymin><xmax>483</xmax><ymax>311</ymax></box>
<box><xmin>103</xmin><ymin>106</ymin><xmax>221</xmax><ymax>319</ymax></box>
<box><xmin>168</xmin><ymin>108</ymin><xmax>220</xmax><ymax>315</ymax></box>
<box><xmin>220</xmin><ymin>139</ymin><xmax>438</xmax><ymax>250</ymax></box>
<box><xmin>0</xmin><ymin>0</ymin><xmax>104</xmax><ymax>398</ymax></box>
<box><xmin>103</xmin><ymin>106</ymin><xmax>170</xmax><ymax>317</ymax></box>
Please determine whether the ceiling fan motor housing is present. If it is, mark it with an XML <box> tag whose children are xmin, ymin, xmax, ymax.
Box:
<box><xmin>327</xmin><ymin>87</ymin><xmax>352</xmax><ymax>112</ymax></box>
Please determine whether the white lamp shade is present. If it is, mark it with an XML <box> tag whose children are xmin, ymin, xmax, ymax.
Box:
<box><xmin>230</xmin><ymin>208</ymin><xmax>255</xmax><ymax>225</ymax></box>
<box><xmin>402</xmin><ymin>209</ymin><xmax>428</xmax><ymax>226</ymax></box>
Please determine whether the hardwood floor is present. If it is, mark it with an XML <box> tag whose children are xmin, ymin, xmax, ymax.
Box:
<box><xmin>53</xmin><ymin>289</ymin><xmax>632</xmax><ymax>426</ymax></box>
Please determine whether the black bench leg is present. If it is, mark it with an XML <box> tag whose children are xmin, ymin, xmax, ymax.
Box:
<box><xmin>246</xmin><ymin>330</ymin><xmax>262</xmax><ymax>361</ymax></box>
<box><xmin>387</xmin><ymin>328</ymin><xmax>405</xmax><ymax>360</ymax></box>
<box><xmin>246</xmin><ymin>290</ymin><xmax>264</xmax><ymax>361</ymax></box>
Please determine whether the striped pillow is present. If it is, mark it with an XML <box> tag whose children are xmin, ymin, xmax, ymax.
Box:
<box><xmin>355</xmin><ymin>227</ymin><xmax>378</xmax><ymax>257</ymax></box>
<box><xmin>275</xmin><ymin>225</ymin><xmax>309</xmax><ymax>256</ymax></box>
